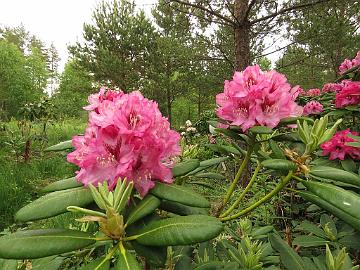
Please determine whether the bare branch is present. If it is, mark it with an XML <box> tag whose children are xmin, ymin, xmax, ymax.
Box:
<box><xmin>244</xmin><ymin>0</ymin><xmax>258</xmax><ymax>20</ymax></box>
<box><xmin>168</xmin><ymin>0</ymin><xmax>235</xmax><ymax>25</ymax></box>
<box><xmin>250</xmin><ymin>0</ymin><xmax>330</xmax><ymax>25</ymax></box>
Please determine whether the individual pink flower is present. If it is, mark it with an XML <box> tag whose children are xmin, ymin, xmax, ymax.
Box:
<box><xmin>68</xmin><ymin>89</ymin><xmax>181</xmax><ymax>197</ymax></box>
<box><xmin>216</xmin><ymin>65</ymin><xmax>303</xmax><ymax>132</ymax></box>
<box><xmin>303</xmin><ymin>101</ymin><xmax>323</xmax><ymax>116</ymax></box>
<box><xmin>339</xmin><ymin>50</ymin><xmax>360</xmax><ymax>74</ymax></box>
<box><xmin>335</xmin><ymin>81</ymin><xmax>360</xmax><ymax>108</ymax></box>
<box><xmin>306</xmin><ymin>88</ymin><xmax>321</xmax><ymax>97</ymax></box>
<box><xmin>321</xmin><ymin>129</ymin><xmax>360</xmax><ymax>160</ymax></box>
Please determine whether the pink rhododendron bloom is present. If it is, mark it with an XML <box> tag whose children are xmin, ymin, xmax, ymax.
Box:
<box><xmin>321</xmin><ymin>129</ymin><xmax>360</xmax><ymax>160</ymax></box>
<box><xmin>306</xmin><ymin>88</ymin><xmax>321</xmax><ymax>97</ymax></box>
<box><xmin>68</xmin><ymin>89</ymin><xmax>181</xmax><ymax>196</ymax></box>
<box><xmin>303</xmin><ymin>101</ymin><xmax>323</xmax><ymax>116</ymax></box>
<box><xmin>322</xmin><ymin>83</ymin><xmax>343</xmax><ymax>93</ymax></box>
<box><xmin>339</xmin><ymin>50</ymin><xmax>360</xmax><ymax>74</ymax></box>
<box><xmin>216</xmin><ymin>65</ymin><xmax>303</xmax><ymax>132</ymax></box>
<box><xmin>335</xmin><ymin>81</ymin><xmax>360</xmax><ymax>108</ymax></box>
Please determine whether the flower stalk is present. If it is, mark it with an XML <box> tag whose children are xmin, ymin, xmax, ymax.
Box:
<box><xmin>220</xmin><ymin>171</ymin><xmax>293</xmax><ymax>221</ymax></box>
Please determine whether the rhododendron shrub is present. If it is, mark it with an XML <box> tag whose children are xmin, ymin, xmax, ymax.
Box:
<box><xmin>67</xmin><ymin>89</ymin><xmax>181</xmax><ymax>196</ymax></box>
<box><xmin>335</xmin><ymin>81</ymin><xmax>360</xmax><ymax>108</ymax></box>
<box><xmin>216</xmin><ymin>65</ymin><xmax>303</xmax><ymax>131</ymax></box>
<box><xmin>339</xmin><ymin>50</ymin><xmax>360</xmax><ymax>74</ymax></box>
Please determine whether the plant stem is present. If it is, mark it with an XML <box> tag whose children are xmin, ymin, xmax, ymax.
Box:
<box><xmin>220</xmin><ymin>171</ymin><xmax>293</xmax><ymax>221</ymax></box>
<box><xmin>221</xmin><ymin>136</ymin><xmax>255</xmax><ymax>209</ymax></box>
<box><xmin>220</xmin><ymin>161</ymin><xmax>261</xmax><ymax>218</ymax></box>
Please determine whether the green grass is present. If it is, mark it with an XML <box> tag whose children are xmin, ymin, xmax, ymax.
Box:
<box><xmin>0</xmin><ymin>118</ymin><xmax>86</xmax><ymax>230</ymax></box>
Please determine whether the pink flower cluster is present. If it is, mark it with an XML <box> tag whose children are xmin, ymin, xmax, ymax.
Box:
<box><xmin>216</xmin><ymin>65</ymin><xmax>303</xmax><ymax>132</ymax></box>
<box><xmin>335</xmin><ymin>81</ymin><xmax>360</xmax><ymax>108</ymax></box>
<box><xmin>67</xmin><ymin>88</ymin><xmax>181</xmax><ymax>196</ymax></box>
<box><xmin>322</xmin><ymin>83</ymin><xmax>343</xmax><ymax>93</ymax></box>
<box><xmin>303</xmin><ymin>101</ymin><xmax>323</xmax><ymax>116</ymax></box>
<box><xmin>305</xmin><ymin>88</ymin><xmax>321</xmax><ymax>97</ymax></box>
<box><xmin>321</xmin><ymin>129</ymin><xmax>360</xmax><ymax>160</ymax></box>
<box><xmin>339</xmin><ymin>51</ymin><xmax>360</xmax><ymax>74</ymax></box>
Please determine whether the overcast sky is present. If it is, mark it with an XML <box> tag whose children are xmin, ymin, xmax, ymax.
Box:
<box><xmin>0</xmin><ymin>0</ymin><xmax>157</xmax><ymax>71</ymax></box>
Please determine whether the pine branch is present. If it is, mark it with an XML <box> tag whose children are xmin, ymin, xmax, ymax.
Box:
<box><xmin>250</xmin><ymin>0</ymin><xmax>330</xmax><ymax>25</ymax></box>
<box><xmin>168</xmin><ymin>0</ymin><xmax>235</xmax><ymax>25</ymax></box>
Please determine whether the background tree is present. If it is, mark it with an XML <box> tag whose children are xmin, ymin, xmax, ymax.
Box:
<box><xmin>69</xmin><ymin>0</ymin><xmax>157</xmax><ymax>92</ymax></box>
<box><xmin>0</xmin><ymin>41</ymin><xmax>33</xmax><ymax>118</ymax></box>
<box><xmin>167</xmin><ymin>0</ymin><xmax>335</xmax><ymax>71</ymax></box>
<box><xmin>52</xmin><ymin>60</ymin><xmax>94</xmax><ymax>118</ymax></box>
<box><xmin>277</xmin><ymin>0</ymin><xmax>360</xmax><ymax>88</ymax></box>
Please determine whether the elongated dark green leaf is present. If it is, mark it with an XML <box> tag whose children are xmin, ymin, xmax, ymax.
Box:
<box><xmin>269</xmin><ymin>234</ymin><xmax>305</xmax><ymax>270</ymax></box>
<box><xmin>199</xmin><ymin>157</ymin><xmax>229</xmax><ymax>167</ymax></box>
<box><xmin>45</xmin><ymin>140</ymin><xmax>73</xmax><ymax>151</ymax></box>
<box><xmin>41</xmin><ymin>177</ymin><xmax>82</xmax><ymax>193</ymax></box>
<box><xmin>150</xmin><ymin>182</ymin><xmax>210</xmax><ymax>208</ymax></box>
<box><xmin>115</xmin><ymin>249</ymin><xmax>142</xmax><ymax>270</ymax></box>
<box><xmin>126</xmin><ymin>195</ymin><xmax>160</xmax><ymax>226</ymax></box>
<box><xmin>0</xmin><ymin>229</ymin><xmax>95</xmax><ymax>259</ymax></box>
<box><xmin>133</xmin><ymin>215</ymin><xmax>223</xmax><ymax>246</ymax></box>
<box><xmin>249</xmin><ymin>126</ymin><xmax>273</xmax><ymax>134</ymax></box>
<box><xmin>160</xmin><ymin>200</ymin><xmax>209</xmax><ymax>216</ymax></box>
<box><xmin>194</xmin><ymin>172</ymin><xmax>226</xmax><ymax>180</ymax></box>
<box><xmin>261</xmin><ymin>159</ymin><xmax>297</xmax><ymax>171</ymax></box>
<box><xmin>0</xmin><ymin>259</ymin><xmax>17</xmax><ymax>270</ymax></box>
<box><xmin>77</xmin><ymin>257</ymin><xmax>110</xmax><ymax>270</ymax></box>
<box><xmin>15</xmin><ymin>187</ymin><xmax>93</xmax><ymax>222</ymax></box>
<box><xmin>269</xmin><ymin>140</ymin><xmax>285</xmax><ymax>159</ymax></box>
<box><xmin>340</xmin><ymin>159</ymin><xmax>357</xmax><ymax>173</ymax></box>
<box><xmin>214</xmin><ymin>128</ymin><xmax>242</xmax><ymax>140</ymax></box>
<box><xmin>32</xmin><ymin>256</ymin><xmax>64</xmax><ymax>270</ymax></box>
<box><xmin>293</xmin><ymin>236</ymin><xmax>329</xmax><ymax>247</ymax></box>
<box><xmin>172</xmin><ymin>159</ymin><xmax>200</xmax><ymax>177</ymax></box>
<box><xmin>302</xmin><ymin>181</ymin><xmax>360</xmax><ymax>219</ymax></box>
<box><xmin>310</xmin><ymin>166</ymin><xmax>360</xmax><ymax>187</ymax></box>
<box><xmin>297</xmin><ymin>190</ymin><xmax>360</xmax><ymax>231</ymax></box>
<box><xmin>296</xmin><ymin>221</ymin><xmax>327</xmax><ymax>238</ymax></box>
<box><xmin>131</xmin><ymin>241</ymin><xmax>167</xmax><ymax>267</ymax></box>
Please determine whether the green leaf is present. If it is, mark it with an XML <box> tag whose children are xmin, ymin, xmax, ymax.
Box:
<box><xmin>32</xmin><ymin>256</ymin><xmax>64</xmax><ymax>270</ymax></box>
<box><xmin>320</xmin><ymin>214</ymin><xmax>337</xmax><ymax>240</ymax></box>
<box><xmin>132</xmin><ymin>215</ymin><xmax>223</xmax><ymax>246</ymax></box>
<box><xmin>249</xmin><ymin>126</ymin><xmax>274</xmax><ymax>134</ymax></box>
<box><xmin>150</xmin><ymin>182</ymin><xmax>210</xmax><ymax>208</ymax></box>
<box><xmin>0</xmin><ymin>259</ymin><xmax>17</xmax><ymax>270</ymax></box>
<box><xmin>131</xmin><ymin>241</ymin><xmax>166</xmax><ymax>267</ymax></box>
<box><xmin>214</xmin><ymin>128</ymin><xmax>243</xmax><ymax>140</ymax></box>
<box><xmin>261</xmin><ymin>159</ymin><xmax>297</xmax><ymax>172</ymax></box>
<box><xmin>0</xmin><ymin>229</ymin><xmax>95</xmax><ymax>259</ymax></box>
<box><xmin>310</xmin><ymin>166</ymin><xmax>360</xmax><ymax>187</ymax></box>
<box><xmin>45</xmin><ymin>140</ymin><xmax>73</xmax><ymax>151</ymax></box>
<box><xmin>115</xmin><ymin>249</ymin><xmax>142</xmax><ymax>270</ymax></box>
<box><xmin>41</xmin><ymin>177</ymin><xmax>82</xmax><ymax>193</ymax></box>
<box><xmin>296</xmin><ymin>221</ymin><xmax>327</xmax><ymax>238</ymax></box>
<box><xmin>159</xmin><ymin>200</ymin><xmax>209</xmax><ymax>216</ymax></box>
<box><xmin>194</xmin><ymin>172</ymin><xmax>226</xmax><ymax>180</ymax></box>
<box><xmin>269</xmin><ymin>234</ymin><xmax>305</xmax><ymax>270</ymax></box>
<box><xmin>199</xmin><ymin>157</ymin><xmax>229</xmax><ymax>167</ymax></box>
<box><xmin>77</xmin><ymin>257</ymin><xmax>110</xmax><ymax>270</ymax></box>
<box><xmin>340</xmin><ymin>159</ymin><xmax>357</xmax><ymax>173</ymax></box>
<box><xmin>125</xmin><ymin>195</ymin><xmax>160</xmax><ymax>226</ymax></box>
<box><xmin>269</xmin><ymin>140</ymin><xmax>286</xmax><ymax>159</ymax></box>
<box><xmin>15</xmin><ymin>187</ymin><xmax>93</xmax><ymax>222</ymax></box>
<box><xmin>293</xmin><ymin>236</ymin><xmax>329</xmax><ymax>247</ymax></box>
<box><xmin>302</xmin><ymin>181</ymin><xmax>360</xmax><ymax>219</ymax></box>
<box><xmin>172</xmin><ymin>159</ymin><xmax>200</xmax><ymax>177</ymax></box>
<box><xmin>193</xmin><ymin>261</ymin><xmax>239</xmax><ymax>269</ymax></box>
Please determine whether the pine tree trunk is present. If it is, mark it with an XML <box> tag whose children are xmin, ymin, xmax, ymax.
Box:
<box><xmin>234</xmin><ymin>0</ymin><xmax>251</xmax><ymax>71</ymax></box>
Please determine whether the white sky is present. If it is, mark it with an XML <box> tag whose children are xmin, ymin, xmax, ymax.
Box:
<box><xmin>0</xmin><ymin>0</ymin><xmax>157</xmax><ymax>71</ymax></box>
<box><xmin>0</xmin><ymin>0</ymin><xmax>281</xmax><ymax>72</ymax></box>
